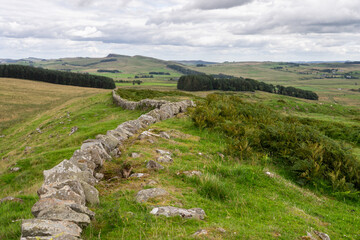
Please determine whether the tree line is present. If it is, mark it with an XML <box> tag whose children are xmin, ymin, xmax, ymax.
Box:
<box><xmin>0</xmin><ymin>65</ymin><xmax>115</xmax><ymax>89</ymax></box>
<box><xmin>177</xmin><ymin>74</ymin><xmax>319</xmax><ymax>100</ymax></box>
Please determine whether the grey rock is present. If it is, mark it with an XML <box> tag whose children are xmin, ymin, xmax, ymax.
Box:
<box><xmin>21</xmin><ymin>235</ymin><xmax>80</xmax><ymax>240</ymax></box>
<box><xmin>130</xmin><ymin>173</ymin><xmax>149</xmax><ymax>178</ymax></box>
<box><xmin>80</xmin><ymin>181</ymin><xmax>99</xmax><ymax>205</ymax></box>
<box><xmin>156</xmin><ymin>149</ymin><xmax>172</xmax><ymax>156</ymax></box>
<box><xmin>69</xmin><ymin>126</ymin><xmax>78</xmax><ymax>136</ymax></box>
<box><xmin>131</xmin><ymin>152</ymin><xmax>141</xmax><ymax>158</ymax></box>
<box><xmin>180</xmin><ymin>170</ymin><xmax>202</xmax><ymax>177</ymax></box>
<box><xmin>138</xmin><ymin>114</ymin><xmax>157</xmax><ymax>125</ymax></box>
<box><xmin>21</xmin><ymin>219</ymin><xmax>82</xmax><ymax>238</ymax></box>
<box><xmin>10</xmin><ymin>167</ymin><xmax>20</xmax><ymax>172</ymax></box>
<box><xmin>135</xmin><ymin>188</ymin><xmax>168</xmax><ymax>203</ymax></box>
<box><xmin>265</xmin><ymin>171</ymin><xmax>275</xmax><ymax>178</ymax></box>
<box><xmin>32</xmin><ymin>198</ymin><xmax>95</xmax><ymax>219</ymax></box>
<box><xmin>37</xmin><ymin>203</ymin><xmax>90</xmax><ymax>228</ymax></box>
<box><xmin>156</xmin><ymin>155</ymin><xmax>173</xmax><ymax>163</ymax></box>
<box><xmin>146</xmin><ymin>160</ymin><xmax>164</xmax><ymax>170</ymax></box>
<box><xmin>36</xmin><ymin>128</ymin><xmax>42</xmax><ymax>134</ymax></box>
<box><xmin>96</xmin><ymin>134</ymin><xmax>119</xmax><ymax>153</ymax></box>
<box><xmin>193</xmin><ymin>229</ymin><xmax>208</xmax><ymax>236</ymax></box>
<box><xmin>0</xmin><ymin>196</ymin><xmax>24</xmax><ymax>204</ymax></box>
<box><xmin>39</xmin><ymin>185</ymin><xmax>85</xmax><ymax>205</ymax></box>
<box><xmin>95</xmin><ymin>173</ymin><xmax>104</xmax><ymax>180</ymax></box>
<box><xmin>150</xmin><ymin>206</ymin><xmax>206</xmax><ymax>220</ymax></box>
<box><xmin>110</xmin><ymin>148</ymin><xmax>121</xmax><ymax>158</ymax></box>
<box><xmin>159</xmin><ymin>132</ymin><xmax>170</xmax><ymax>139</ymax></box>
<box><xmin>314</xmin><ymin>231</ymin><xmax>331</xmax><ymax>240</ymax></box>
<box><xmin>217</xmin><ymin>227</ymin><xmax>226</xmax><ymax>233</ymax></box>
<box><xmin>138</xmin><ymin>131</ymin><xmax>160</xmax><ymax>140</ymax></box>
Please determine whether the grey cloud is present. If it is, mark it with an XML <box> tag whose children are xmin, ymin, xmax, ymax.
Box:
<box><xmin>189</xmin><ymin>0</ymin><xmax>254</xmax><ymax>10</ymax></box>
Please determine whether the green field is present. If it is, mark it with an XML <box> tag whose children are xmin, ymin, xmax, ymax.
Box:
<box><xmin>0</xmin><ymin>57</ymin><xmax>359</xmax><ymax>239</ymax></box>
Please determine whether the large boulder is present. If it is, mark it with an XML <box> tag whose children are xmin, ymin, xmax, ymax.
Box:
<box><xmin>138</xmin><ymin>114</ymin><xmax>157</xmax><ymax>125</ymax></box>
<box><xmin>21</xmin><ymin>219</ymin><xmax>82</xmax><ymax>239</ymax></box>
<box><xmin>135</xmin><ymin>188</ymin><xmax>169</xmax><ymax>203</ymax></box>
<box><xmin>39</xmin><ymin>185</ymin><xmax>85</xmax><ymax>205</ymax></box>
<box><xmin>150</xmin><ymin>206</ymin><xmax>206</xmax><ymax>220</ymax></box>
<box><xmin>146</xmin><ymin>160</ymin><xmax>164</xmax><ymax>170</ymax></box>
<box><xmin>36</xmin><ymin>203</ymin><xmax>91</xmax><ymax>228</ymax></box>
<box><xmin>43</xmin><ymin>160</ymin><xmax>96</xmax><ymax>186</ymax></box>
<box><xmin>80</xmin><ymin>181</ymin><xmax>99</xmax><ymax>205</ymax></box>
<box><xmin>32</xmin><ymin>198</ymin><xmax>95</xmax><ymax>219</ymax></box>
<box><xmin>38</xmin><ymin>180</ymin><xmax>85</xmax><ymax>202</ymax></box>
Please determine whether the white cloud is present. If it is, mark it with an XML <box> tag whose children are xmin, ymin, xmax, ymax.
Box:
<box><xmin>0</xmin><ymin>0</ymin><xmax>360</xmax><ymax>61</ymax></box>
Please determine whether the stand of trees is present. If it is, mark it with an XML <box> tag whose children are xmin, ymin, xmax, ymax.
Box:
<box><xmin>0</xmin><ymin>65</ymin><xmax>115</xmax><ymax>89</ymax></box>
<box><xmin>177</xmin><ymin>75</ymin><xmax>318</xmax><ymax>100</ymax></box>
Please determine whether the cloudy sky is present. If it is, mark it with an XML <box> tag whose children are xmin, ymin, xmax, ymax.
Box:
<box><xmin>1</xmin><ymin>0</ymin><xmax>360</xmax><ymax>61</ymax></box>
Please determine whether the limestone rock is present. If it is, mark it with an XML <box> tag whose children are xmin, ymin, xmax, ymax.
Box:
<box><xmin>159</xmin><ymin>132</ymin><xmax>170</xmax><ymax>139</ymax></box>
<box><xmin>80</xmin><ymin>181</ymin><xmax>99</xmax><ymax>205</ymax></box>
<box><xmin>36</xmin><ymin>204</ymin><xmax>90</xmax><ymax>228</ymax></box>
<box><xmin>156</xmin><ymin>149</ymin><xmax>172</xmax><ymax>156</ymax></box>
<box><xmin>21</xmin><ymin>219</ymin><xmax>82</xmax><ymax>238</ymax></box>
<box><xmin>138</xmin><ymin>131</ymin><xmax>160</xmax><ymax>140</ymax></box>
<box><xmin>0</xmin><ymin>196</ymin><xmax>24</xmax><ymax>204</ymax></box>
<box><xmin>156</xmin><ymin>155</ymin><xmax>173</xmax><ymax>163</ymax></box>
<box><xmin>43</xmin><ymin>160</ymin><xmax>81</xmax><ymax>185</ymax></box>
<box><xmin>193</xmin><ymin>229</ymin><xmax>208</xmax><ymax>236</ymax></box>
<box><xmin>96</xmin><ymin>134</ymin><xmax>119</xmax><ymax>153</ymax></box>
<box><xmin>146</xmin><ymin>160</ymin><xmax>164</xmax><ymax>170</ymax></box>
<box><xmin>32</xmin><ymin>198</ymin><xmax>95</xmax><ymax>219</ymax></box>
<box><xmin>150</xmin><ymin>206</ymin><xmax>206</xmax><ymax>220</ymax></box>
<box><xmin>178</xmin><ymin>170</ymin><xmax>202</xmax><ymax>177</ymax></box>
<box><xmin>69</xmin><ymin>126</ymin><xmax>78</xmax><ymax>136</ymax></box>
<box><xmin>44</xmin><ymin>160</ymin><xmax>97</xmax><ymax>186</ymax></box>
<box><xmin>39</xmin><ymin>185</ymin><xmax>85</xmax><ymax>205</ymax></box>
<box><xmin>265</xmin><ymin>171</ymin><xmax>275</xmax><ymax>178</ymax></box>
<box><xmin>10</xmin><ymin>167</ymin><xmax>21</xmax><ymax>172</ymax></box>
<box><xmin>135</xmin><ymin>188</ymin><xmax>168</xmax><ymax>203</ymax></box>
<box><xmin>138</xmin><ymin>114</ymin><xmax>157</xmax><ymax>125</ymax></box>
<box><xmin>130</xmin><ymin>173</ymin><xmax>149</xmax><ymax>178</ymax></box>
<box><xmin>131</xmin><ymin>152</ymin><xmax>141</xmax><ymax>158</ymax></box>
<box><xmin>95</xmin><ymin>173</ymin><xmax>104</xmax><ymax>180</ymax></box>
<box><xmin>21</xmin><ymin>235</ymin><xmax>80</xmax><ymax>240</ymax></box>
<box><xmin>314</xmin><ymin>231</ymin><xmax>331</xmax><ymax>240</ymax></box>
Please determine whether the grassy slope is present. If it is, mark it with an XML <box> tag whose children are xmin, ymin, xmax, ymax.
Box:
<box><xmin>186</xmin><ymin>62</ymin><xmax>360</xmax><ymax>107</ymax></box>
<box><xmin>0</xmin><ymin>80</ymin><xmax>147</xmax><ymax>239</ymax></box>
<box><xmin>0</xmin><ymin>78</ymin><xmax>107</xmax><ymax>132</ymax></box>
<box><xmin>83</xmin><ymin>116</ymin><xmax>360</xmax><ymax>240</ymax></box>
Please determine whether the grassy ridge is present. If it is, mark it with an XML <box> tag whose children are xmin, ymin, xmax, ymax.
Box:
<box><xmin>83</xmin><ymin>117</ymin><xmax>360</xmax><ymax>239</ymax></box>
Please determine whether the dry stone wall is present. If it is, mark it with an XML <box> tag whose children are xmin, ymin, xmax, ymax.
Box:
<box><xmin>20</xmin><ymin>91</ymin><xmax>195</xmax><ymax>240</ymax></box>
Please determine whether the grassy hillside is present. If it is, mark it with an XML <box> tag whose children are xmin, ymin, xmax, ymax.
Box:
<box><xmin>0</xmin><ymin>80</ymin><xmax>147</xmax><ymax>239</ymax></box>
<box><xmin>0</xmin><ymin>71</ymin><xmax>359</xmax><ymax>239</ymax></box>
<box><xmin>186</xmin><ymin>62</ymin><xmax>360</xmax><ymax>106</ymax></box>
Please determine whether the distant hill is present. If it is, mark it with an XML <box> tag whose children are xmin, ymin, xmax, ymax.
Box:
<box><xmin>173</xmin><ymin>60</ymin><xmax>218</xmax><ymax>66</ymax></box>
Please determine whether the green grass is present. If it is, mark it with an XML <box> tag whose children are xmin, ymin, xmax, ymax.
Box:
<box><xmin>83</xmin><ymin>116</ymin><xmax>360</xmax><ymax>239</ymax></box>
<box><xmin>115</xmin><ymin>88</ymin><xmax>195</xmax><ymax>102</ymax></box>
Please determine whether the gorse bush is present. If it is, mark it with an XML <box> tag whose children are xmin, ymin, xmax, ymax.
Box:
<box><xmin>191</xmin><ymin>94</ymin><xmax>360</xmax><ymax>196</ymax></box>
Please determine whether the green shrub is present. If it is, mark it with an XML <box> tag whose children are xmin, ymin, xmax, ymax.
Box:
<box><xmin>191</xmin><ymin>94</ymin><xmax>360</xmax><ymax>197</ymax></box>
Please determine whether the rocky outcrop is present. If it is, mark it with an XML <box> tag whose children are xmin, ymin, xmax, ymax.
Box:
<box><xmin>150</xmin><ymin>206</ymin><xmax>206</xmax><ymax>220</ymax></box>
<box><xmin>135</xmin><ymin>188</ymin><xmax>169</xmax><ymax>203</ymax></box>
<box><xmin>21</xmin><ymin>91</ymin><xmax>195</xmax><ymax>239</ymax></box>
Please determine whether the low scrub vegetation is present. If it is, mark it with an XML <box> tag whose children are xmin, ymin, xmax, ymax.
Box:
<box><xmin>191</xmin><ymin>94</ymin><xmax>360</xmax><ymax>198</ymax></box>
